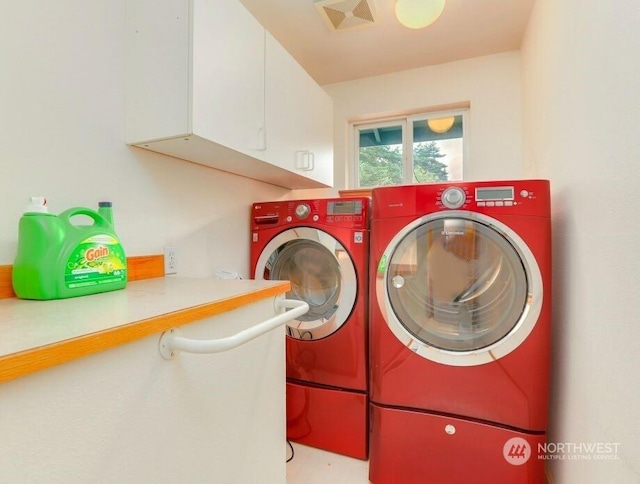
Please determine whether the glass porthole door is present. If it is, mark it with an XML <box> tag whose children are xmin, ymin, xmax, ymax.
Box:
<box><xmin>376</xmin><ymin>212</ymin><xmax>542</xmax><ymax>366</ymax></box>
<box><xmin>256</xmin><ymin>227</ymin><xmax>357</xmax><ymax>340</ymax></box>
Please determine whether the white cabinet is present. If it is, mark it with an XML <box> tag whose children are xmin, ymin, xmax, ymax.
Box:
<box><xmin>263</xmin><ymin>32</ymin><xmax>333</xmax><ymax>187</ymax></box>
<box><xmin>125</xmin><ymin>0</ymin><xmax>333</xmax><ymax>189</ymax></box>
<box><xmin>0</xmin><ymin>282</ymin><xmax>288</xmax><ymax>483</ymax></box>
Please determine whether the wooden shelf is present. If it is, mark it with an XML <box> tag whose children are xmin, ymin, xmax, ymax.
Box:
<box><xmin>0</xmin><ymin>278</ymin><xmax>290</xmax><ymax>384</ymax></box>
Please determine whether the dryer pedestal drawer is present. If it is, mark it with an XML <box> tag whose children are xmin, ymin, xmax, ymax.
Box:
<box><xmin>369</xmin><ymin>403</ymin><xmax>547</xmax><ymax>484</ymax></box>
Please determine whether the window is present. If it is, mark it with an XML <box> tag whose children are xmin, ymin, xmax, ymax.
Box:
<box><xmin>351</xmin><ymin>109</ymin><xmax>467</xmax><ymax>188</ymax></box>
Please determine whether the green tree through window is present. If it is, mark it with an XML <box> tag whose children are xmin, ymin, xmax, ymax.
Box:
<box><xmin>359</xmin><ymin>141</ymin><xmax>448</xmax><ymax>187</ymax></box>
<box><xmin>413</xmin><ymin>141</ymin><xmax>448</xmax><ymax>183</ymax></box>
<box><xmin>359</xmin><ymin>145</ymin><xmax>402</xmax><ymax>187</ymax></box>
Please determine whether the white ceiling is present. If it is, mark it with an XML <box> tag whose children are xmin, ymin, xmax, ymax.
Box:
<box><xmin>239</xmin><ymin>0</ymin><xmax>536</xmax><ymax>86</ymax></box>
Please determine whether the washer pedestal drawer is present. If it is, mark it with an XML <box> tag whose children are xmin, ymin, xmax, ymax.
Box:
<box><xmin>287</xmin><ymin>380</ymin><xmax>368</xmax><ymax>460</ymax></box>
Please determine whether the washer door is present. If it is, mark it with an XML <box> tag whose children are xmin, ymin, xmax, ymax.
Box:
<box><xmin>376</xmin><ymin>211</ymin><xmax>542</xmax><ymax>366</ymax></box>
<box><xmin>256</xmin><ymin>227</ymin><xmax>357</xmax><ymax>340</ymax></box>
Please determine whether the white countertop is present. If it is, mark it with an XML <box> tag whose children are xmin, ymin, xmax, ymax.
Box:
<box><xmin>0</xmin><ymin>277</ymin><xmax>290</xmax><ymax>359</ymax></box>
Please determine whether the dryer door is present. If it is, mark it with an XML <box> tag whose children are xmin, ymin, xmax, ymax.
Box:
<box><xmin>376</xmin><ymin>211</ymin><xmax>542</xmax><ymax>366</ymax></box>
<box><xmin>256</xmin><ymin>227</ymin><xmax>357</xmax><ymax>340</ymax></box>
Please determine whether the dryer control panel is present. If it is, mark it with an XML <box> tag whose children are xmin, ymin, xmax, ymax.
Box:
<box><xmin>251</xmin><ymin>197</ymin><xmax>370</xmax><ymax>230</ymax></box>
<box><xmin>372</xmin><ymin>180</ymin><xmax>550</xmax><ymax>219</ymax></box>
<box><xmin>435</xmin><ymin>183</ymin><xmax>545</xmax><ymax>211</ymax></box>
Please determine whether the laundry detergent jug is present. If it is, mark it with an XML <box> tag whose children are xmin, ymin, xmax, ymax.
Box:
<box><xmin>12</xmin><ymin>197</ymin><xmax>127</xmax><ymax>300</ymax></box>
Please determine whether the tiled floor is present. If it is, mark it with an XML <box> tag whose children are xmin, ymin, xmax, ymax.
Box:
<box><xmin>286</xmin><ymin>442</ymin><xmax>370</xmax><ymax>483</ymax></box>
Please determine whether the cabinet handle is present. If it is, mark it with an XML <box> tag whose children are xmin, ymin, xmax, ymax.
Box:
<box><xmin>295</xmin><ymin>151</ymin><xmax>315</xmax><ymax>171</ymax></box>
<box><xmin>158</xmin><ymin>297</ymin><xmax>309</xmax><ymax>359</ymax></box>
<box><xmin>257</xmin><ymin>127</ymin><xmax>267</xmax><ymax>151</ymax></box>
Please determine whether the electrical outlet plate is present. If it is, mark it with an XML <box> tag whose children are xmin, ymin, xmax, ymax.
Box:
<box><xmin>164</xmin><ymin>247</ymin><xmax>177</xmax><ymax>274</ymax></box>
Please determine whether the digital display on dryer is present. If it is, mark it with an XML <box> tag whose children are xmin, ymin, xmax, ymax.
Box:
<box><xmin>475</xmin><ymin>187</ymin><xmax>515</xmax><ymax>201</ymax></box>
<box><xmin>328</xmin><ymin>200</ymin><xmax>363</xmax><ymax>215</ymax></box>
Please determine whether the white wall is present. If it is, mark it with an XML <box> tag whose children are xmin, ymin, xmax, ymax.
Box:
<box><xmin>0</xmin><ymin>1</ymin><xmax>289</xmax><ymax>276</ymax></box>
<box><xmin>522</xmin><ymin>0</ymin><xmax>640</xmax><ymax>482</ymax></box>
<box><xmin>323</xmin><ymin>51</ymin><xmax>524</xmax><ymax>189</ymax></box>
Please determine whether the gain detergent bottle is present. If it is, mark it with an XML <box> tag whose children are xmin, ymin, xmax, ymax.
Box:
<box><xmin>12</xmin><ymin>197</ymin><xmax>127</xmax><ymax>300</ymax></box>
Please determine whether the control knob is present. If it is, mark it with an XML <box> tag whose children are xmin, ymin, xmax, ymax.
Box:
<box><xmin>295</xmin><ymin>203</ymin><xmax>311</xmax><ymax>219</ymax></box>
<box><xmin>441</xmin><ymin>187</ymin><xmax>466</xmax><ymax>209</ymax></box>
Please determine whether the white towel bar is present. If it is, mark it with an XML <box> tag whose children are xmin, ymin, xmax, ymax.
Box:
<box><xmin>158</xmin><ymin>297</ymin><xmax>309</xmax><ymax>359</ymax></box>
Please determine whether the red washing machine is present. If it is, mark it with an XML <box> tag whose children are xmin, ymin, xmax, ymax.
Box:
<box><xmin>250</xmin><ymin>197</ymin><xmax>370</xmax><ymax>459</ymax></box>
<box><xmin>368</xmin><ymin>180</ymin><xmax>551</xmax><ymax>483</ymax></box>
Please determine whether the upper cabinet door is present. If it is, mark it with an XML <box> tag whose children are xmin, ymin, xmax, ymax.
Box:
<box><xmin>125</xmin><ymin>0</ymin><xmax>192</xmax><ymax>143</ymax></box>
<box><xmin>126</xmin><ymin>0</ymin><xmax>264</xmax><ymax>151</ymax></box>
<box><xmin>191</xmin><ymin>0</ymin><xmax>265</xmax><ymax>155</ymax></box>
<box><xmin>264</xmin><ymin>32</ymin><xmax>334</xmax><ymax>187</ymax></box>
<box><xmin>126</xmin><ymin>0</ymin><xmax>333</xmax><ymax>189</ymax></box>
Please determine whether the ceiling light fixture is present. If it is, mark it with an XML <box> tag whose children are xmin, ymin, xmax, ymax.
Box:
<box><xmin>395</xmin><ymin>0</ymin><xmax>445</xmax><ymax>29</ymax></box>
<box><xmin>427</xmin><ymin>116</ymin><xmax>455</xmax><ymax>133</ymax></box>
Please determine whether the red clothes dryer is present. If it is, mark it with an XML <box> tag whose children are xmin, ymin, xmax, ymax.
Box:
<box><xmin>251</xmin><ymin>197</ymin><xmax>370</xmax><ymax>459</ymax></box>
<box><xmin>368</xmin><ymin>180</ymin><xmax>551</xmax><ymax>483</ymax></box>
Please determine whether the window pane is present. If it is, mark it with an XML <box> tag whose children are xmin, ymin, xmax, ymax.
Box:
<box><xmin>412</xmin><ymin>115</ymin><xmax>464</xmax><ymax>183</ymax></box>
<box><xmin>358</xmin><ymin>125</ymin><xmax>404</xmax><ymax>187</ymax></box>
<box><xmin>353</xmin><ymin>110</ymin><xmax>466</xmax><ymax>188</ymax></box>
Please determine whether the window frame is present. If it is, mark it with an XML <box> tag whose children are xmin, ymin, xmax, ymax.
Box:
<box><xmin>349</xmin><ymin>107</ymin><xmax>470</xmax><ymax>189</ymax></box>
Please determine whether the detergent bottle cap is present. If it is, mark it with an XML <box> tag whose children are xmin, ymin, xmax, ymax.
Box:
<box><xmin>98</xmin><ymin>200</ymin><xmax>114</xmax><ymax>226</ymax></box>
<box><xmin>25</xmin><ymin>196</ymin><xmax>49</xmax><ymax>214</ymax></box>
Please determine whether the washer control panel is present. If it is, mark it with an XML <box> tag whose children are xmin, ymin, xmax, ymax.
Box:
<box><xmin>251</xmin><ymin>198</ymin><xmax>369</xmax><ymax>230</ymax></box>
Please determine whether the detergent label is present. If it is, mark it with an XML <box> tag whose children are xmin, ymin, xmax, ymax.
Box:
<box><xmin>65</xmin><ymin>234</ymin><xmax>127</xmax><ymax>289</ymax></box>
